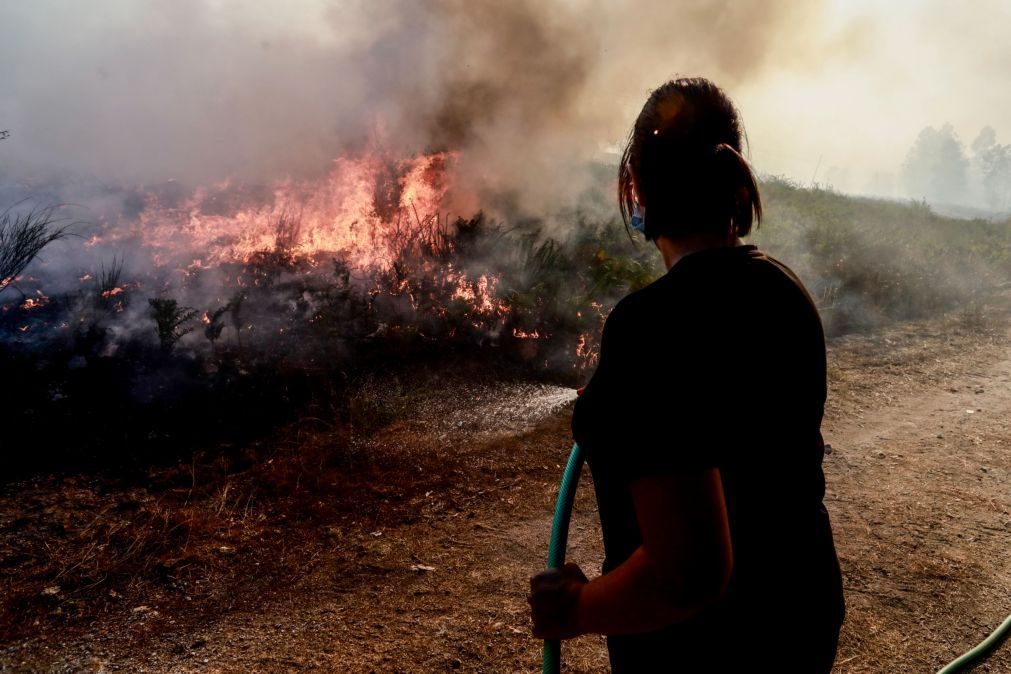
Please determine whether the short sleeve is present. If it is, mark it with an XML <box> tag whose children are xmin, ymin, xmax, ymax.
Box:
<box><xmin>573</xmin><ymin>292</ymin><xmax>725</xmax><ymax>481</ymax></box>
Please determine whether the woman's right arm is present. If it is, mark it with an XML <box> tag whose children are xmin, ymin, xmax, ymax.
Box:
<box><xmin>573</xmin><ymin>466</ymin><xmax>734</xmax><ymax>636</ymax></box>
<box><xmin>531</xmin><ymin>464</ymin><xmax>733</xmax><ymax>639</ymax></box>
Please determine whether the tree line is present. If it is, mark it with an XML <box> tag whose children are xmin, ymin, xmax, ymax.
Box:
<box><xmin>903</xmin><ymin>123</ymin><xmax>1011</xmax><ymax>211</ymax></box>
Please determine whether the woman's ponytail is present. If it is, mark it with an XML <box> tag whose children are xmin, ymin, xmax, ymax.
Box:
<box><xmin>711</xmin><ymin>143</ymin><xmax>762</xmax><ymax>238</ymax></box>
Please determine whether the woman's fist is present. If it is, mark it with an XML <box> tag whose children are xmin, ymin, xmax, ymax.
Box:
<box><xmin>528</xmin><ymin>562</ymin><xmax>589</xmax><ymax>640</ymax></box>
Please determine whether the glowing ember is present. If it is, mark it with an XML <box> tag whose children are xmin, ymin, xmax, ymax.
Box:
<box><xmin>575</xmin><ymin>332</ymin><xmax>599</xmax><ymax>368</ymax></box>
<box><xmin>20</xmin><ymin>292</ymin><xmax>50</xmax><ymax>311</ymax></box>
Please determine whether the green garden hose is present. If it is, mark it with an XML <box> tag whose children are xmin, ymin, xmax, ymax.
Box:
<box><xmin>543</xmin><ymin>442</ymin><xmax>585</xmax><ymax>674</ymax></box>
<box><xmin>935</xmin><ymin>612</ymin><xmax>1011</xmax><ymax>674</ymax></box>
<box><xmin>542</xmin><ymin>441</ymin><xmax>1011</xmax><ymax>673</ymax></box>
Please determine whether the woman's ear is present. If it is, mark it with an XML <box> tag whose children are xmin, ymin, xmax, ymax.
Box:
<box><xmin>630</xmin><ymin>173</ymin><xmax>644</xmax><ymax>209</ymax></box>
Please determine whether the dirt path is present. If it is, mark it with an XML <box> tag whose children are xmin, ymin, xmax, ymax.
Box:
<box><xmin>4</xmin><ymin>312</ymin><xmax>1011</xmax><ymax>673</ymax></box>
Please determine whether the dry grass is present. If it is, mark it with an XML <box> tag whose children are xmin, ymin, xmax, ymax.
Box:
<box><xmin>0</xmin><ymin>370</ymin><xmax>485</xmax><ymax>645</ymax></box>
<box><xmin>2</xmin><ymin>298</ymin><xmax>1009</xmax><ymax>671</ymax></box>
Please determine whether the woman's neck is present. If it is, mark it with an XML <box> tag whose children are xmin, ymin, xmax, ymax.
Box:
<box><xmin>654</xmin><ymin>233</ymin><xmax>745</xmax><ymax>271</ymax></box>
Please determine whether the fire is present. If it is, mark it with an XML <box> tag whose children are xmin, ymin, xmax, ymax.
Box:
<box><xmin>2</xmin><ymin>143</ymin><xmax>605</xmax><ymax>373</ymax></box>
<box><xmin>66</xmin><ymin>146</ymin><xmax>537</xmax><ymax>347</ymax></box>
<box><xmin>450</xmin><ymin>272</ymin><xmax>507</xmax><ymax>317</ymax></box>
<box><xmin>575</xmin><ymin>332</ymin><xmax>599</xmax><ymax>368</ymax></box>
<box><xmin>116</xmin><ymin>150</ymin><xmax>458</xmax><ymax>271</ymax></box>
<box><xmin>20</xmin><ymin>292</ymin><xmax>50</xmax><ymax>311</ymax></box>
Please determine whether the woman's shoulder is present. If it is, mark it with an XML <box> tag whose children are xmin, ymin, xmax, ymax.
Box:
<box><xmin>746</xmin><ymin>249</ymin><xmax>821</xmax><ymax>313</ymax></box>
<box><xmin>606</xmin><ymin>279</ymin><xmax>669</xmax><ymax>330</ymax></box>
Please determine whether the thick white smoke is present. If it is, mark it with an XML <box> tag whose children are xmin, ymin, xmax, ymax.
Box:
<box><xmin>0</xmin><ymin>1</ymin><xmax>828</xmax><ymax>209</ymax></box>
<box><xmin>1</xmin><ymin>1</ymin><xmax>1008</xmax><ymax>212</ymax></box>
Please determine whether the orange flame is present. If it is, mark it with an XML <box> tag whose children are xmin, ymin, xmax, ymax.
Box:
<box><xmin>116</xmin><ymin>151</ymin><xmax>458</xmax><ymax>271</ymax></box>
<box><xmin>20</xmin><ymin>292</ymin><xmax>50</xmax><ymax>311</ymax></box>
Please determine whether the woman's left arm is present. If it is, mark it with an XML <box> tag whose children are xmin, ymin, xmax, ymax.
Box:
<box><xmin>530</xmin><ymin>467</ymin><xmax>733</xmax><ymax>639</ymax></box>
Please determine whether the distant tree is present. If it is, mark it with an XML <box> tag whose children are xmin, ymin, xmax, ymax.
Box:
<box><xmin>979</xmin><ymin>145</ymin><xmax>1011</xmax><ymax>211</ymax></box>
<box><xmin>902</xmin><ymin>123</ymin><xmax>969</xmax><ymax>204</ymax></box>
<box><xmin>971</xmin><ymin>126</ymin><xmax>997</xmax><ymax>156</ymax></box>
<box><xmin>971</xmin><ymin>126</ymin><xmax>1011</xmax><ymax>211</ymax></box>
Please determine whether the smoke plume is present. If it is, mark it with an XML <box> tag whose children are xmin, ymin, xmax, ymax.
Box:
<box><xmin>0</xmin><ymin>0</ymin><xmax>836</xmax><ymax>214</ymax></box>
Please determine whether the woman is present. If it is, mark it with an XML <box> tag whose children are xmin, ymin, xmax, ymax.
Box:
<box><xmin>529</xmin><ymin>77</ymin><xmax>845</xmax><ymax>672</ymax></box>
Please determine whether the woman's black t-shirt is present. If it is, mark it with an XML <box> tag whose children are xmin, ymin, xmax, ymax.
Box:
<box><xmin>572</xmin><ymin>244</ymin><xmax>845</xmax><ymax>672</ymax></box>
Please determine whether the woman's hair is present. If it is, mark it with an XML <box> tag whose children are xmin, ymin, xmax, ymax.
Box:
<box><xmin>618</xmin><ymin>77</ymin><xmax>762</xmax><ymax>240</ymax></box>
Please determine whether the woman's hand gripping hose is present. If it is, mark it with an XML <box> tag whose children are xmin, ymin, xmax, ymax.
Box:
<box><xmin>533</xmin><ymin>441</ymin><xmax>586</xmax><ymax>674</ymax></box>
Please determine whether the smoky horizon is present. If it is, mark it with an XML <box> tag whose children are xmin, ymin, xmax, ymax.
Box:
<box><xmin>2</xmin><ymin>0</ymin><xmax>1010</xmax><ymax>216</ymax></box>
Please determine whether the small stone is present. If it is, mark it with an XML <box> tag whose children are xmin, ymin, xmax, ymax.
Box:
<box><xmin>876</xmin><ymin>451</ymin><xmax>886</xmax><ymax>459</ymax></box>
<box><xmin>823</xmin><ymin>444</ymin><xmax>833</xmax><ymax>455</ymax></box>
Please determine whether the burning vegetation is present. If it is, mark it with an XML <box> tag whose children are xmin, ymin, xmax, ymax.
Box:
<box><xmin>2</xmin><ymin>144</ymin><xmax>1009</xmax><ymax>473</ymax></box>
<box><xmin>2</xmin><ymin>149</ymin><xmax>643</xmax><ymax>372</ymax></box>
<box><xmin>0</xmin><ymin>148</ymin><xmax>666</xmax><ymax>478</ymax></box>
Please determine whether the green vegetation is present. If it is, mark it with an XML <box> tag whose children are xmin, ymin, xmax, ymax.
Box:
<box><xmin>754</xmin><ymin>178</ymin><xmax>1010</xmax><ymax>334</ymax></box>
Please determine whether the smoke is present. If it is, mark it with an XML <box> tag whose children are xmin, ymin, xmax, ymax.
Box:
<box><xmin>737</xmin><ymin>0</ymin><xmax>1011</xmax><ymax>203</ymax></box>
<box><xmin>0</xmin><ymin>0</ymin><xmax>838</xmax><ymax>212</ymax></box>
<box><xmin>3</xmin><ymin>1</ymin><xmax>1010</xmax><ymax>223</ymax></box>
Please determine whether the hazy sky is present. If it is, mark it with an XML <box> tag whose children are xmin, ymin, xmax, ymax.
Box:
<box><xmin>0</xmin><ymin>0</ymin><xmax>1007</xmax><ymax>207</ymax></box>
<box><xmin>739</xmin><ymin>0</ymin><xmax>1011</xmax><ymax>195</ymax></box>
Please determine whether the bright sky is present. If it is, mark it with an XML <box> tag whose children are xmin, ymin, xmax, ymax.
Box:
<box><xmin>738</xmin><ymin>0</ymin><xmax>1010</xmax><ymax>196</ymax></box>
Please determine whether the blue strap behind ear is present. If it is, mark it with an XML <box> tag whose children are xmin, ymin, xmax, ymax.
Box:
<box><xmin>630</xmin><ymin>202</ymin><xmax>649</xmax><ymax>240</ymax></box>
